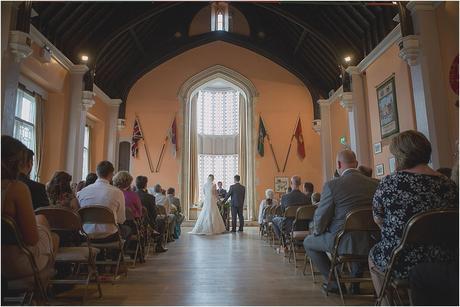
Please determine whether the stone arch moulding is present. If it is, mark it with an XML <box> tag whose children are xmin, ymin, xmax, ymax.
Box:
<box><xmin>177</xmin><ymin>65</ymin><xmax>259</xmax><ymax>221</ymax></box>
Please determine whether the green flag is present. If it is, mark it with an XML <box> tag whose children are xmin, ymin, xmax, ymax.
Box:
<box><xmin>258</xmin><ymin>116</ymin><xmax>267</xmax><ymax>157</ymax></box>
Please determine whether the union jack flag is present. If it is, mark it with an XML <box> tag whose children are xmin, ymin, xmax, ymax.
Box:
<box><xmin>131</xmin><ymin>118</ymin><xmax>144</xmax><ymax>158</ymax></box>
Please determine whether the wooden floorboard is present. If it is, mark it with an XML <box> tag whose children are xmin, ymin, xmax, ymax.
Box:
<box><xmin>57</xmin><ymin>227</ymin><xmax>374</xmax><ymax>306</ymax></box>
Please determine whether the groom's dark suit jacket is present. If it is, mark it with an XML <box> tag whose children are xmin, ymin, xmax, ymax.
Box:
<box><xmin>223</xmin><ymin>183</ymin><xmax>245</xmax><ymax>208</ymax></box>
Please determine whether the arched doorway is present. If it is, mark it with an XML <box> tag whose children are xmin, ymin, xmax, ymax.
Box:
<box><xmin>178</xmin><ymin>65</ymin><xmax>258</xmax><ymax>221</ymax></box>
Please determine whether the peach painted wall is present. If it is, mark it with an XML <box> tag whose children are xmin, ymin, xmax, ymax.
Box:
<box><xmin>121</xmin><ymin>41</ymin><xmax>323</xmax><ymax>213</ymax></box>
<box><xmin>436</xmin><ymin>1</ymin><xmax>459</xmax><ymax>151</ymax></box>
<box><xmin>364</xmin><ymin>44</ymin><xmax>416</xmax><ymax>178</ymax></box>
<box><xmin>20</xmin><ymin>42</ymin><xmax>71</xmax><ymax>183</ymax></box>
<box><xmin>87</xmin><ymin>96</ymin><xmax>109</xmax><ymax>172</ymax></box>
<box><xmin>329</xmin><ymin>100</ymin><xmax>350</xmax><ymax>166</ymax></box>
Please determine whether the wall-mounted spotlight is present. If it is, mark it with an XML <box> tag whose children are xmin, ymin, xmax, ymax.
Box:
<box><xmin>81</xmin><ymin>55</ymin><xmax>89</xmax><ymax>62</ymax></box>
<box><xmin>344</xmin><ymin>56</ymin><xmax>352</xmax><ymax>63</ymax></box>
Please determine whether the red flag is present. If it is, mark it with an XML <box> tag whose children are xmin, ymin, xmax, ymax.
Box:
<box><xmin>131</xmin><ymin>117</ymin><xmax>144</xmax><ymax>158</ymax></box>
<box><xmin>169</xmin><ymin>116</ymin><xmax>178</xmax><ymax>158</ymax></box>
<box><xmin>294</xmin><ymin>118</ymin><xmax>305</xmax><ymax>159</ymax></box>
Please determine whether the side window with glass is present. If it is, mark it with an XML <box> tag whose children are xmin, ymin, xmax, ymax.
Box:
<box><xmin>14</xmin><ymin>88</ymin><xmax>37</xmax><ymax>179</ymax></box>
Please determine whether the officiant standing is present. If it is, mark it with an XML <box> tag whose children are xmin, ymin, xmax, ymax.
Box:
<box><xmin>223</xmin><ymin>175</ymin><xmax>246</xmax><ymax>232</ymax></box>
<box><xmin>216</xmin><ymin>181</ymin><xmax>227</xmax><ymax>200</ymax></box>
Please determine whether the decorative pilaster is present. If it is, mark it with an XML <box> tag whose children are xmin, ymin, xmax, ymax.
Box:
<box><xmin>65</xmin><ymin>64</ymin><xmax>90</xmax><ymax>181</ymax></box>
<box><xmin>401</xmin><ymin>1</ymin><xmax>453</xmax><ymax>168</ymax></box>
<box><xmin>340</xmin><ymin>66</ymin><xmax>371</xmax><ymax>168</ymax></box>
<box><xmin>117</xmin><ymin>118</ymin><xmax>126</xmax><ymax>131</ymax></box>
<box><xmin>106</xmin><ymin>99</ymin><xmax>122</xmax><ymax>168</ymax></box>
<box><xmin>318</xmin><ymin>99</ymin><xmax>334</xmax><ymax>182</ymax></box>
<box><xmin>1</xmin><ymin>30</ymin><xmax>33</xmax><ymax>135</ymax></box>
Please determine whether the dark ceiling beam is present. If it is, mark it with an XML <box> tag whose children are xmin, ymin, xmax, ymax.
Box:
<box><xmin>334</xmin><ymin>6</ymin><xmax>367</xmax><ymax>56</ymax></box>
<box><xmin>58</xmin><ymin>4</ymin><xmax>99</xmax><ymax>52</ymax></box>
<box><xmin>345</xmin><ymin>5</ymin><xmax>373</xmax><ymax>54</ymax></box>
<box><xmin>370</xmin><ymin>6</ymin><xmax>386</xmax><ymax>40</ymax></box>
<box><xmin>293</xmin><ymin>29</ymin><xmax>307</xmax><ymax>56</ymax></box>
<box><xmin>46</xmin><ymin>2</ymin><xmax>74</xmax><ymax>36</ymax></box>
<box><xmin>67</xmin><ymin>6</ymin><xmax>108</xmax><ymax>57</ymax></box>
<box><xmin>95</xmin><ymin>2</ymin><xmax>182</xmax><ymax>65</ymax></box>
<box><xmin>37</xmin><ymin>4</ymin><xmax>61</xmax><ymax>30</ymax></box>
<box><xmin>301</xmin><ymin>41</ymin><xmax>340</xmax><ymax>82</ymax></box>
<box><xmin>96</xmin><ymin>42</ymin><xmax>134</xmax><ymax>81</ymax></box>
<box><xmin>324</xmin><ymin>7</ymin><xmax>363</xmax><ymax>53</ymax></box>
<box><xmin>129</xmin><ymin>29</ymin><xmax>148</xmax><ymax>59</ymax></box>
<box><xmin>73</xmin><ymin>6</ymin><xmax>118</xmax><ymax>56</ymax></box>
<box><xmin>97</xmin><ymin>33</ymin><xmax>133</xmax><ymax>72</ymax></box>
<box><xmin>51</xmin><ymin>3</ymin><xmax>87</xmax><ymax>42</ymax></box>
<box><xmin>319</xmin><ymin>10</ymin><xmax>362</xmax><ymax>56</ymax></box>
<box><xmin>253</xmin><ymin>3</ymin><xmax>339</xmax><ymax>63</ymax></box>
<box><xmin>357</xmin><ymin>5</ymin><xmax>379</xmax><ymax>47</ymax></box>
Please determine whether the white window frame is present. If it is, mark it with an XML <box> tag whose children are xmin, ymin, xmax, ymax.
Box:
<box><xmin>82</xmin><ymin>125</ymin><xmax>91</xmax><ymax>180</ymax></box>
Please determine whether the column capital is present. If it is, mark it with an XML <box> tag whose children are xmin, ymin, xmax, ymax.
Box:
<box><xmin>345</xmin><ymin>66</ymin><xmax>361</xmax><ymax>76</ymax></box>
<box><xmin>81</xmin><ymin>90</ymin><xmax>95</xmax><ymax>111</ymax></box>
<box><xmin>312</xmin><ymin>119</ymin><xmax>321</xmax><ymax>134</ymax></box>
<box><xmin>70</xmin><ymin>64</ymin><xmax>89</xmax><ymax>75</ymax></box>
<box><xmin>117</xmin><ymin>118</ymin><xmax>126</xmax><ymax>131</ymax></box>
<box><xmin>339</xmin><ymin>92</ymin><xmax>353</xmax><ymax>112</ymax></box>
<box><xmin>109</xmin><ymin>99</ymin><xmax>123</xmax><ymax>107</ymax></box>
<box><xmin>8</xmin><ymin>30</ymin><xmax>32</xmax><ymax>63</ymax></box>
<box><xmin>317</xmin><ymin>99</ymin><xmax>334</xmax><ymax>107</ymax></box>
<box><xmin>397</xmin><ymin>35</ymin><xmax>420</xmax><ymax>66</ymax></box>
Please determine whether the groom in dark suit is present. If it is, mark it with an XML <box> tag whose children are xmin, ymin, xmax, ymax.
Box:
<box><xmin>223</xmin><ymin>175</ymin><xmax>246</xmax><ymax>232</ymax></box>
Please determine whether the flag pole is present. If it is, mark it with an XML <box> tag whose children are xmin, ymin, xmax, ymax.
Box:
<box><xmin>136</xmin><ymin>114</ymin><xmax>155</xmax><ymax>173</ymax></box>
<box><xmin>155</xmin><ymin>114</ymin><xmax>177</xmax><ymax>173</ymax></box>
<box><xmin>261</xmin><ymin>115</ymin><xmax>280</xmax><ymax>172</ymax></box>
<box><xmin>282</xmin><ymin>115</ymin><xmax>300</xmax><ymax>172</ymax></box>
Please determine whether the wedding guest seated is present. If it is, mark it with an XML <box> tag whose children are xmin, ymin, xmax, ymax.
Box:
<box><xmin>452</xmin><ymin>161</ymin><xmax>459</xmax><ymax>186</ymax></box>
<box><xmin>303</xmin><ymin>182</ymin><xmax>314</xmax><ymax>199</ymax></box>
<box><xmin>358</xmin><ymin>165</ymin><xmax>373</xmax><ymax>178</ymax></box>
<box><xmin>77</xmin><ymin>161</ymin><xmax>131</xmax><ymax>242</ymax></box>
<box><xmin>113</xmin><ymin>171</ymin><xmax>143</xmax><ymax>219</ymax></box>
<box><xmin>166</xmin><ymin>187</ymin><xmax>184</xmax><ymax>239</ymax></box>
<box><xmin>84</xmin><ymin>172</ymin><xmax>98</xmax><ymax>187</ymax></box>
<box><xmin>304</xmin><ymin>149</ymin><xmax>378</xmax><ymax>294</ymax></box>
<box><xmin>17</xmin><ymin>148</ymin><xmax>49</xmax><ymax>209</ymax></box>
<box><xmin>369</xmin><ymin>131</ymin><xmax>458</xmax><ymax>299</ymax></box>
<box><xmin>135</xmin><ymin>176</ymin><xmax>167</xmax><ymax>252</ymax></box>
<box><xmin>75</xmin><ymin>180</ymin><xmax>86</xmax><ymax>193</ymax></box>
<box><xmin>2</xmin><ymin>135</ymin><xmax>59</xmax><ymax>279</ymax></box>
<box><xmin>152</xmin><ymin>184</ymin><xmax>176</xmax><ymax>242</ymax></box>
<box><xmin>258</xmin><ymin>189</ymin><xmax>278</xmax><ymax>225</ymax></box>
<box><xmin>216</xmin><ymin>181</ymin><xmax>227</xmax><ymax>200</ymax></box>
<box><xmin>272</xmin><ymin>176</ymin><xmax>309</xmax><ymax>244</ymax></box>
<box><xmin>311</xmin><ymin>192</ymin><xmax>321</xmax><ymax>206</ymax></box>
<box><xmin>47</xmin><ymin>171</ymin><xmax>79</xmax><ymax>211</ymax></box>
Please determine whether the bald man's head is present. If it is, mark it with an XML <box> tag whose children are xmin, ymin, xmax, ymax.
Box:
<box><xmin>291</xmin><ymin>175</ymin><xmax>301</xmax><ymax>190</ymax></box>
<box><xmin>336</xmin><ymin>150</ymin><xmax>358</xmax><ymax>175</ymax></box>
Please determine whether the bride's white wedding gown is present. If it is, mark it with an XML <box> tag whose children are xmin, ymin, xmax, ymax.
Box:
<box><xmin>190</xmin><ymin>179</ymin><xmax>226</xmax><ymax>235</ymax></box>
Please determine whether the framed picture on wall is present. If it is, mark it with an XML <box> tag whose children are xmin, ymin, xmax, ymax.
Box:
<box><xmin>377</xmin><ymin>75</ymin><xmax>400</xmax><ymax>139</ymax></box>
<box><xmin>274</xmin><ymin>177</ymin><xmax>289</xmax><ymax>193</ymax></box>
<box><xmin>389</xmin><ymin>157</ymin><xmax>396</xmax><ymax>174</ymax></box>
<box><xmin>376</xmin><ymin>164</ymin><xmax>385</xmax><ymax>176</ymax></box>
<box><xmin>373</xmin><ymin>142</ymin><xmax>382</xmax><ymax>154</ymax></box>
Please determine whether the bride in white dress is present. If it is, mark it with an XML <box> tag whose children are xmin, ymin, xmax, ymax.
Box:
<box><xmin>190</xmin><ymin>174</ymin><xmax>226</xmax><ymax>235</ymax></box>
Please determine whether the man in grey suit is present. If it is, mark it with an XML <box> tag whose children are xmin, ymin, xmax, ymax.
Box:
<box><xmin>303</xmin><ymin>150</ymin><xmax>378</xmax><ymax>294</ymax></box>
<box><xmin>223</xmin><ymin>175</ymin><xmax>246</xmax><ymax>232</ymax></box>
<box><xmin>272</xmin><ymin>176</ymin><xmax>310</xmax><ymax>241</ymax></box>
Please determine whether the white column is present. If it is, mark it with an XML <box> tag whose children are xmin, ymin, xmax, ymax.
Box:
<box><xmin>340</xmin><ymin>66</ymin><xmax>371</xmax><ymax>167</ymax></box>
<box><xmin>318</xmin><ymin>99</ymin><xmax>334</xmax><ymax>183</ymax></box>
<box><xmin>399</xmin><ymin>2</ymin><xmax>453</xmax><ymax>168</ymax></box>
<box><xmin>106</xmin><ymin>99</ymin><xmax>122</xmax><ymax>167</ymax></box>
<box><xmin>1</xmin><ymin>28</ymin><xmax>33</xmax><ymax>135</ymax></box>
<box><xmin>65</xmin><ymin>65</ymin><xmax>94</xmax><ymax>181</ymax></box>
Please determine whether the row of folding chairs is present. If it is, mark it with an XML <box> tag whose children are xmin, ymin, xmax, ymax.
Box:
<box><xmin>2</xmin><ymin>204</ymin><xmax>163</xmax><ymax>305</ymax></box>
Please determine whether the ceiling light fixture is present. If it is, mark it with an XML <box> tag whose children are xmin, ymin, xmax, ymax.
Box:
<box><xmin>344</xmin><ymin>56</ymin><xmax>351</xmax><ymax>63</ymax></box>
<box><xmin>81</xmin><ymin>55</ymin><xmax>89</xmax><ymax>62</ymax></box>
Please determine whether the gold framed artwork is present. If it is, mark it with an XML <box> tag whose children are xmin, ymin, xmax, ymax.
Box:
<box><xmin>274</xmin><ymin>176</ymin><xmax>289</xmax><ymax>193</ymax></box>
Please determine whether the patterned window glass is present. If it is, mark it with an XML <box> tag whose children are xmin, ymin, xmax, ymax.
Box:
<box><xmin>82</xmin><ymin>126</ymin><xmax>90</xmax><ymax>180</ymax></box>
<box><xmin>13</xmin><ymin>89</ymin><xmax>37</xmax><ymax>179</ymax></box>
<box><xmin>197</xmin><ymin>89</ymin><xmax>239</xmax><ymax>202</ymax></box>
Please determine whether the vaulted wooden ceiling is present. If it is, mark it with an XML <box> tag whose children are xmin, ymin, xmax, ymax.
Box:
<box><xmin>31</xmin><ymin>2</ymin><xmax>398</xmax><ymax>118</ymax></box>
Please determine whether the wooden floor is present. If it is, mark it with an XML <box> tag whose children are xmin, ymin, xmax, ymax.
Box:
<box><xmin>60</xmin><ymin>227</ymin><xmax>373</xmax><ymax>306</ymax></box>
